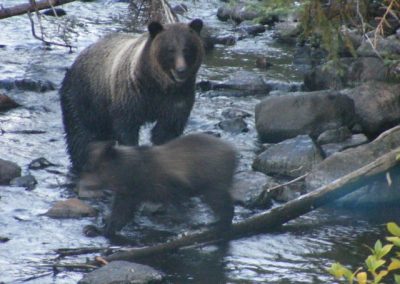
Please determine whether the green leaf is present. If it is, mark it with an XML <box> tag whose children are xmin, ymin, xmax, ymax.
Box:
<box><xmin>374</xmin><ymin>270</ymin><xmax>388</xmax><ymax>283</ymax></box>
<box><xmin>389</xmin><ymin>259</ymin><xmax>400</xmax><ymax>271</ymax></box>
<box><xmin>375</xmin><ymin>240</ymin><xmax>383</xmax><ymax>252</ymax></box>
<box><xmin>395</xmin><ymin>274</ymin><xmax>400</xmax><ymax>284</ymax></box>
<box><xmin>388</xmin><ymin>223</ymin><xmax>400</xmax><ymax>237</ymax></box>
<box><xmin>327</xmin><ymin>263</ymin><xmax>347</xmax><ymax>279</ymax></box>
<box><xmin>387</xmin><ymin>237</ymin><xmax>400</xmax><ymax>247</ymax></box>
<box><xmin>366</xmin><ymin>255</ymin><xmax>386</xmax><ymax>274</ymax></box>
<box><xmin>377</xmin><ymin>244</ymin><xmax>394</xmax><ymax>259</ymax></box>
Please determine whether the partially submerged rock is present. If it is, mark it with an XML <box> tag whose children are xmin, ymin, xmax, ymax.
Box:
<box><xmin>10</xmin><ymin>175</ymin><xmax>37</xmax><ymax>190</ymax></box>
<box><xmin>0</xmin><ymin>93</ymin><xmax>19</xmax><ymax>111</ymax></box>
<box><xmin>78</xmin><ymin>261</ymin><xmax>164</xmax><ymax>284</ymax></box>
<box><xmin>45</xmin><ymin>198</ymin><xmax>98</xmax><ymax>219</ymax></box>
<box><xmin>0</xmin><ymin>78</ymin><xmax>55</xmax><ymax>92</ymax></box>
<box><xmin>0</xmin><ymin>159</ymin><xmax>21</xmax><ymax>185</ymax></box>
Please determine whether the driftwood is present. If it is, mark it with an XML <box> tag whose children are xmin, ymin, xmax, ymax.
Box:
<box><xmin>100</xmin><ymin>147</ymin><xmax>400</xmax><ymax>262</ymax></box>
<box><xmin>0</xmin><ymin>0</ymin><xmax>76</xmax><ymax>20</ymax></box>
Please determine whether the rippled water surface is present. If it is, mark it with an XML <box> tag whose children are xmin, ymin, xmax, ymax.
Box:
<box><xmin>0</xmin><ymin>0</ymin><xmax>399</xmax><ymax>283</ymax></box>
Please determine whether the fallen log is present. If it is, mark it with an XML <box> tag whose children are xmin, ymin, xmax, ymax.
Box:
<box><xmin>102</xmin><ymin>147</ymin><xmax>400</xmax><ymax>262</ymax></box>
<box><xmin>0</xmin><ymin>0</ymin><xmax>76</xmax><ymax>20</ymax></box>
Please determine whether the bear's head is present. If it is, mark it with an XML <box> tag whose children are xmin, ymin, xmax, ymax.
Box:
<box><xmin>147</xmin><ymin>19</ymin><xmax>204</xmax><ymax>85</ymax></box>
<box><xmin>78</xmin><ymin>141</ymin><xmax>139</xmax><ymax>193</ymax></box>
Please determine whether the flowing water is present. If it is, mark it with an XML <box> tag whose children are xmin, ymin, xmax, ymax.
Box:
<box><xmin>0</xmin><ymin>0</ymin><xmax>399</xmax><ymax>283</ymax></box>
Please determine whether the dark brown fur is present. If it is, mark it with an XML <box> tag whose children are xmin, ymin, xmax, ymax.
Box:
<box><xmin>60</xmin><ymin>20</ymin><xmax>204</xmax><ymax>173</ymax></box>
<box><xmin>79</xmin><ymin>133</ymin><xmax>237</xmax><ymax>236</ymax></box>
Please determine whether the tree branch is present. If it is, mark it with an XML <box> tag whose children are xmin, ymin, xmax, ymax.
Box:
<box><xmin>0</xmin><ymin>0</ymin><xmax>76</xmax><ymax>20</ymax></box>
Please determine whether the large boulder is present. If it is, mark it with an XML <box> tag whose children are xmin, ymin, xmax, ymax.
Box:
<box><xmin>340</xmin><ymin>81</ymin><xmax>400</xmax><ymax>137</ymax></box>
<box><xmin>255</xmin><ymin>91</ymin><xmax>355</xmax><ymax>143</ymax></box>
<box><xmin>217</xmin><ymin>2</ymin><xmax>260</xmax><ymax>23</ymax></box>
<box><xmin>253</xmin><ymin>135</ymin><xmax>324</xmax><ymax>178</ymax></box>
<box><xmin>304</xmin><ymin>57</ymin><xmax>388</xmax><ymax>91</ymax></box>
<box><xmin>305</xmin><ymin>126</ymin><xmax>400</xmax><ymax>206</ymax></box>
<box><xmin>0</xmin><ymin>159</ymin><xmax>21</xmax><ymax>185</ymax></box>
<box><xmin>45</xmin><ymin>198</ymin><xmax>98</xmax><ymax>219</ymax></box>
<box><xmin>357</xmin><ymin>35</ymin><xmax>400</xmax><ymax>57</ymax></box>
<box><xmin>79</xmin><ymin>261</ymin><xmax>164</xmax><ymax>284</ymax></box>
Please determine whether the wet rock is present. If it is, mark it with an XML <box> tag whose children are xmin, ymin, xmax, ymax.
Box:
<box><xmin>273</xmin><ymin>21</ymin><xmax>301</xmax><ymax>44</ymax></box>
<box><xmin>321</xmin><ymin>133</ymin><xmax>369</xmax><ymax>157</ymax></box>
<box><xmin>253</xmin><ymin>135</ymin><xmax>323</xmax><ymax>178</ymax></box>
<box><xmin>171</xmin><ymin>3</ymin><xmax>188</xmax><ymax>15</ymax></box>
<box><xmin>264</xmin><ymin>80</ymin><xmax>302</xmax><ymax>93</ymax></box>
<box><xmin>317</xmin><ymin>127</ymin><xmax>352</xmax><ymax>145</ymax></box>
<box><xmin>231</xmin><ymin>171</ymin><xmax>277</xmax><ymax>209</ymax></box>
<box><xmin>212</xmin><ymin>71</ymin><xmax>270</xmax><ymax>96</ymax></box>
<box><xmin>218</xmin><ymin>117</ymin><xmax>249</xmax><ymax>134</ymax></box>
<box><xmin>210</xmin><ymin>34</ymin><xmax>236</xmax><ymax>46</ymax></box>
<box><xmin>28</xmin><ymin>157</ymin><xmax>56</xmax><ymax>170</ymax></box>
<box><xmin>0</xmin><ymin>159</ymin><xmax>21</xmax><ymax>185</ymax></box>
<box><xmin>0</xmin><ymin>78</ymin><xmax>55</xmax><ymax>92</ymax></box>
<box><xmin>78</xmin><ymin>260</ymin><xmax>164</xmax><ymax>284</ymax></box>
<box><xmin>9</xmin><ymin>175</ymin><xmax>37</xmax><ymax>190</ymax></box>
<box><xmin>217</xmin><ymin>2</ymin><xmax>260</xmax><ymax>23</ymax></box>
<box><xmin>357</xmin><ymin>35</ymin><xmax>400</xmax><ymax>57</ymax></box>
<box><xmin>42</xmin><ymin>8</ymin><xmax>67</xmax><ymax>16</ymax></box>
<box><xmin>0</xmin><ymin>93</ymin><xmax>20</xmax><ymax>111</ymax></box>
<box><xmin>221</xmin><ymin>107</ymin><xmax>251</xmax><ymax>120</ymax></box>
<box><xmin>340</xmin><ymin>81</ymin><xmax>400</xmax><ymax>137</ymax></box>
<box><xmin>306</xmin><ymin>126</ymin><xmax>400</xmax><ymax>206</ymax></box>
<box><xmin>255</xmin><ymin>57</ymin><xmax>273</xmax><ymax>69</ymax></box>
<box><xmin>304</xmin><ymin>57</ymin><xmax>388</xmax><ymax>91</ymax></box>
<box><xmin>263</xmin><ymin>179</ymin><xmax>306</xmax><ymax>203</ymax></box>
<box><xmin>235</xmin><ymin>22</ymin><xmax>266</xmax><ymax>36</ymax></box>
<box><xmin>255</xmin><ymin>90</ymin><xmax>355</xmax><ymax>143</ymax></box>
<box><xmin>293</xmin><ymin>45</ymin><xmax>327</xmax><ymax>67</ymax></box>
<box><xmin>45</xmin><ymin>198</ymin><xmax>98</xmax><ymax>219</ymax></box>
<box><xmin>0</xmin><ymin>236</ymin><xmax>10</xmax><ymax>243</ymax></box>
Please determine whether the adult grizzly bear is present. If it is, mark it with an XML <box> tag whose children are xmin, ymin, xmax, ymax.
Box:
<box><xmin>79</xmin><ymin>133</ymin><xmax>237</xmax><ymax>237</ymax></box>
<box><xmin>60</xmin><ymin>19</ymin><xmax>204</xmax><ymax>173</ymax></box>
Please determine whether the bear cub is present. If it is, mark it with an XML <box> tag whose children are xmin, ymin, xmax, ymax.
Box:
<box><xmin>60</xmin><ymin>19</ymin><xmax>204</xmax><ymax>173</ymax></box>
<box><xmin>79</xmin><ymin>133</ymin><xmax>237</xmax><ymax>237</ymax></box>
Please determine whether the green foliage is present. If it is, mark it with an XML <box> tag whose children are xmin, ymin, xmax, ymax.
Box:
<box><xmin>328</xmin><ymin>222</ymin><xmax>400</xmax><ymax>283</ymax></box>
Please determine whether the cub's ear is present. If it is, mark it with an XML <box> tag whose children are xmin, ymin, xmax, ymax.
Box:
<box><xmin>189</xmin><ymin>19</ymin><xmax>203</xmax><ymax>34</ymax></box>
<box><xmin>148</xmin><ymin>22</ymin><xmax>164</xmax><ymax>38</ymax></box>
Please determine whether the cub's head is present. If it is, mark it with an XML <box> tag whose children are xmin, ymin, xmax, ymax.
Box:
<box><xmin>78</xmin><ymin>141</ymin><xmax>137</xmax><ymax>193</ymax></box>
<box><xmin>148</xmin><ymin>19</ymin><xmax>204</xmax><ymax>85</ymax></box>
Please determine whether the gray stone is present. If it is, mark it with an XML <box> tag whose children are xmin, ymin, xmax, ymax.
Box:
<box><xmin>231</xmin><ymin>171</ymin><xmax>278</xmax><ymax>209</ymax></box>
<box><xmin>306</xmin><ymin>126</ymin><xmax>400</xmax><ymax>206</ymax></box>
<box><xmin>79</xmin><ymin>261</ymin><xmax>164</xmax><ymax>284</ymax></box>
<box><xmin>317</xmin><ymin>127</ymin><xmax>352</xmax><ymax>145</ymax></box>
<box><xmin>0</xmin><ymin>93</ymin><xmax>19</xmax><ymax>111</ymax></box>
<box><xmin>221</xmin><ymin>108</ymin><xmax>251</xmax><ymax>120</ymax></box>
<box><xmin>0</xmin><ymin>159</ymin><xmax>21</xmax><ymax>185</ymax></box>
<box><xmin>10</xmin><ymin>175</ymin><xmax>37</xmax><ymax>190</ymax></box>
<box><xmin>341</xmin><ymin>81</ymin><xmax>400</xmax><ymax>136</ymax></box>
<box><xmin>255</xmin><ymin>90</ymin><xmax>355</xmax><ymax>143</ymax></box>
<box><xmin>45</xmin><ymin>198</ymin><xmax>98</xmax><ymax>219</ymax></box>
<box><xmin>218</xmin><ymin>117</ymin><xmax>249</xmax><ymax>134</ymax></box>
<box><xmin>357</xmin><ymin>35</ymin><xmax>400</xmax><ymax>57</ymax></box>
<box><xmin>273</xmin><ymin>21</ymin><xmax>301</xmax><ymax>44</ymax></box>
<box><xmin>213</xmin><ymin>71</ymin><xmax>270</xmax><ymax>96</ymax></box>
<box><xmin>217</xmin><ymin>2</ymin><xmax>260</xmax><ymax>23</ymax></box>
<box><xmin>253</xmin><ymin>135</ymin><xmax>323</xmax><ymax>178</ymax></box>
<box><xmin>0</xmin><ymin>78</ymin><xmax>55</xmax><ymax>92</ymax></box>
<box><xmin>321</xmin><ymin>133</ymin><xmax>369</xmax><ymax>157</ymax></box>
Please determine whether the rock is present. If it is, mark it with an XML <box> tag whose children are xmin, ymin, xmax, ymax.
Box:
<box><xmin>28</xmin><ymin>157</ymin><xmax>56</xmax><ymax>170</ymax></box>
<box><xmin>213</xmin><ymin>71</ymin><xmax>270</xmax><ymax>96</ymax></box>
<box><xmin>231</xmin><ymin>171</ymin><xmax>277</xmax><ymax>209</ymax></box>
<box><xmin>45</xmin><ymin>198</ymin><xmax>98</xmax><ymax>219</ymax></box>
<box><xmin>320</xmin><ymin>133</ymin><xmax>369</xmax><ymax>157</ymax></box>
<box><xmin>218</xmin><ymin>117</ymin><xmax>249</xmax><ymax>133</ymax></box>
<box><xmin>255</xmin><ymin>57</ymin><xmax>273</xmax><ymax>69</ymax></box>
<box><xmin>264</xmin><ymin>80</ymin><xmax>302</xmax><ymax>93</ymax></box>
<box><xmin>357</xmin><ymin>35</ymin><xmax>400</xmax><ymax>57</ymax></box>
<box><xmin>0</xmin><ymin>78</ymin><xmax>55</xmax><ymax>92</ymax></box>
<box><xmin>255</xmin><ymin>90</ymin><xmax>355</xmax><ymax>143</ymax></box>
<box><xmin>0</xmin><ymin>236</ymin><xmax>10</xmax><ymax>243</ymax></box>
<box><xmin>217</xmin><ymin>2</ymin><xmax>260</xmax><ymax>23</ymax></box>
<box><xmin>0</xmin><ymin>93</ymin><xmax>20</xmax><ymax>111</ymax></box>
<box><xmin>0</xmin><ymin>159</ymin><xmax>21</xmax><ymax>185</ymax></box>
<box><xmin>253</xmin><ymin>135</ymin><xmax>323</xmax><ymax>178</ymax></box>
<box><xmin>235</xmin><ymin>22</ymin><xmax>266</xmax><ymax>36</ymax></box>
<box><xmin>305</xmin><ymin>126</ymin><xmax>400</xmax><ymax>206</ymax></box>
<box><xmin>273</xmin><ymin>21</ymin><xmax>301</xmax><ymax>44</ymax></box>
<box><xmin>78</xmin><ymin>186</ymin><xmax>105</xmax><ymax>199</ymax></box>
<box><xmin>9</xmin><ymin>175</ymin><xmax>37</xmax><ymax>190</ymax></box>
<box><xmin>304</xmin><ymin>57</ymin><xmax>388</xmax><ymax>91</ymax></box>
<box><xmin>340</xmin><ymin>81</ymin><xmax>400</xmax><ymax>136</ymax></box>
<box><xmin>171</xmin><ymin>3</ymin><xmax>188</xmax><ymax>15</ymax></box>
<box><xmin>221</xmin><ymin>108</ymin><xmax>251</xmax><ymax>119</ymax></box>
<box><xmin>78</xmin><ymin>261</ymin><xmax>164</xmax><ymax>284</ymax></box>
<box><xmin>317</xmin><ymin>127</ymin><xmax>352</xmax><ymax>145</ymax></box>
<box><xmin>42</xmin><ymin>8</ymin><xmax>66</xmax><ymax>16</ymax></box>
<box><xmin>210</xmin><ymin>35</ymin><xmax>236</xmax><ymax>46</ymax></box>
<box><xmin>263</xmin><ymin>179</ymin><xmax>306</xmax><ymax>203</ymax></box>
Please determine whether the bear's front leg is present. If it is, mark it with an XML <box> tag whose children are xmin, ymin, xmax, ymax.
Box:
<box><xmin>151</xmin><ymin>98</ymin><xmax>194</xmax><ymax>145</ymax></box>
<box><xmin>112</xmin><ymin>118</ymin><xmax>140</xmax><ymax>146</ymax></box>
<box><xmin>104</xmin><ymin>193</ymin><xmax>138</xmax><ymax>237</ymax></box>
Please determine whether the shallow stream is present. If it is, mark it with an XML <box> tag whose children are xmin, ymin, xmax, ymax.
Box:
<box><xmin>1</xmin><ymin>0</ymin><xmax>399</xmax><ymax>283</ymax></box>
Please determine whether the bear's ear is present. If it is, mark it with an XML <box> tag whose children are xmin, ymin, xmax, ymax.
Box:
<box><xmin>189</xmin><ymin>19</ymin><xmax>203</xmax><ymax>34</ymax></box>
<box><xmin>148</xmin><ymin>22</ymin><xmax>164</xmax><ymax>38</ymax></box>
